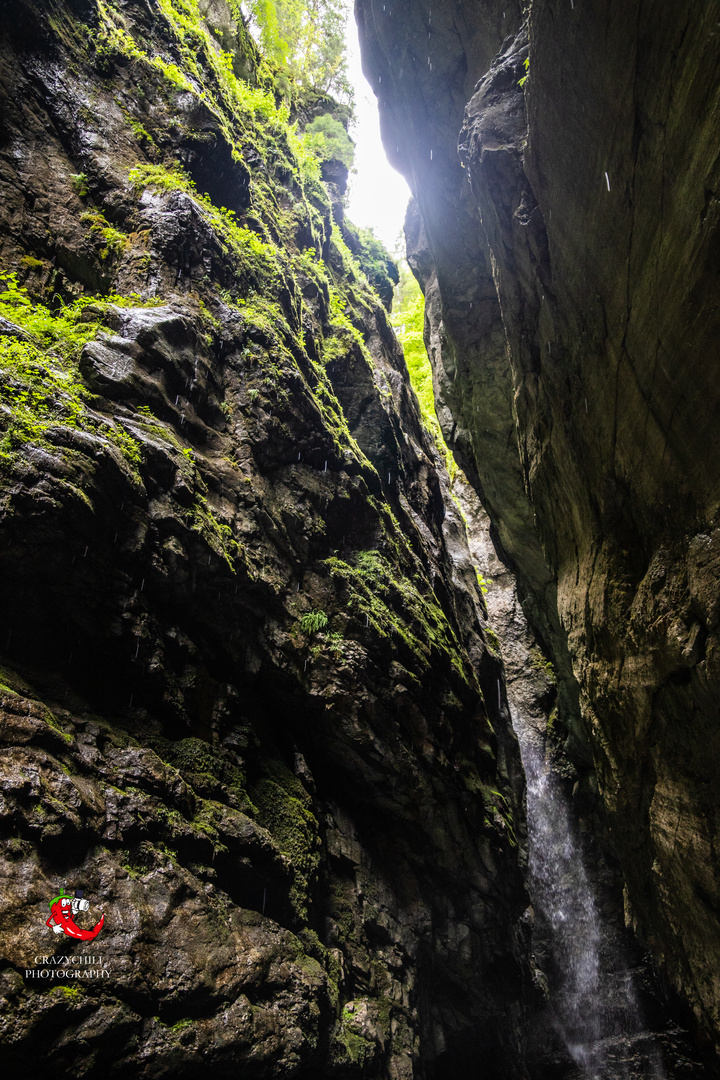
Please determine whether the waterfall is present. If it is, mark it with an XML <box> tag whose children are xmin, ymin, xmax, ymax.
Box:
<box><xmin>512</xmin><ymin>710</ymin><xmax>667</xmax><ymax>1079</ymax></box>
<box><xmin>453</xmin><ymin>479</ymin><xmax>700</xmax><ymax>1077</ymax></box>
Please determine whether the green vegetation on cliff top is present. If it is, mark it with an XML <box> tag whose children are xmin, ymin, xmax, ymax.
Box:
<box><xmin>243</xmin><ymin>0</ymin><xmax>353</xmax><ymax>105</ymax></box>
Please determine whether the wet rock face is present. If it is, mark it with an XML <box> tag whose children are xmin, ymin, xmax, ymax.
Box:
<box><xmin>358</xmin><ymin>0</ymin><xmax>720</xmax><ymax>1061</ymax></box>
<box><xmin>0</xmin><ymin>0</ymin><xmax>532</xmax><ymax>1075</ymax></box>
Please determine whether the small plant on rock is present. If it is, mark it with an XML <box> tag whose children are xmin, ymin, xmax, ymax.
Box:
<box><xmin>300</xmin><ymin>610</ymin><xmax>328</xmax><ymax>634</ymax></box>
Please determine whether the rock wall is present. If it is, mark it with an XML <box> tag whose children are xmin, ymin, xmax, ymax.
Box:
<box><xmin>356</xmin><ymin>0</ymin><xmax>720</xmax><ymax>1063</ymax></box>
<box><xmin>0</xmin><ymin>1</ymin><xmax>533</xmax><ymax>1076</ymax></box>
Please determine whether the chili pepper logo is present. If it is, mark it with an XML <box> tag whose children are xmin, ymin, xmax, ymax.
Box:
<box><xmin>46</xmin><ymin>890</ymin><xmax>105</xmax><ymax>941</ymax></box>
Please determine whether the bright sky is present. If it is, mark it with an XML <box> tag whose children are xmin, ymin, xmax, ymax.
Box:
<box><xmin>343</xmin><ymin>9</ymin><xmax>411</xmax><ymax>252</ymax></box>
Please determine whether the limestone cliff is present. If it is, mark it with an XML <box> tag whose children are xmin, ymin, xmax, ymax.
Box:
<box><xmin>0</xmin><ymin>0</ymin><xmax>532</xmax><ymax>1075</ymax></box>
<box><xmin>356</xmin><ymin>0</ymin><xmax>720</xmax><ymax>1064</ymax></box>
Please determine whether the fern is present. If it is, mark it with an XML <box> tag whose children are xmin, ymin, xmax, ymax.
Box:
<box><xmin>300</xmin><ymin>610</ymin><xmax>328</xmax><ymax>634</ymax></box>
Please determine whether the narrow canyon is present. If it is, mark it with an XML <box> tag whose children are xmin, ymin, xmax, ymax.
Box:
<box><xmin>0</xmin><ymin>1</ymin><xmax>717</xmax><ymax>1077</ymax></box>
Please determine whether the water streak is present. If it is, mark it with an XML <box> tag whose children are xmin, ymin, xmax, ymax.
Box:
<box><xmin>513</xmin><ymin>712</ymin><xmax>666</xmax><ymax>1079</ymax></box>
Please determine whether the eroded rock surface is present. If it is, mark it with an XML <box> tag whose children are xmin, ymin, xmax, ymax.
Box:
<box><xmin>357</xmin><ymin>0</ymin><xmax>720</xmax><ymax>1065</ymax></box>
<box><xmin>0</xmin><ymin>0</ymin><xmax>533</xmax><ymax>1076</ymax></box>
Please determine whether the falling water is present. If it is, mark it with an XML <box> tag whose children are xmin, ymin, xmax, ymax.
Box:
<box><xmin>522</xmin><ymin>734</ymin><xmax>603</xmax><ymax>1072</ymax></box>
<box><xmin>513</xmin><ymin>712</ymin><xmax>667</xmax><ymax>1079</ymax></box>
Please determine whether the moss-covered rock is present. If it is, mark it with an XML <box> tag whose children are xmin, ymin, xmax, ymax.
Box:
<box><xmin>0</xmin><ymin>0</ymin><xmax>531</xmax><ymax>1076</ymax></box>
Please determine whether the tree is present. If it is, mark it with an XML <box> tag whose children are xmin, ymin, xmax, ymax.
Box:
<box><xmin>243</xmin><ymin>0</ymin><xmax>353</xmax><ymax>104</ymax></box>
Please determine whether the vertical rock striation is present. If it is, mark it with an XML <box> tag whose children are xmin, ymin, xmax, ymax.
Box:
<box><xmin>357</xmin><ymin>0</ymin><xmax>720</xmax><ymax>1063</ymax></box>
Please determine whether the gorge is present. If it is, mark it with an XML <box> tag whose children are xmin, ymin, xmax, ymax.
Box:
<box><xmin>0</xmin><ymin>0</ymin><xmax>718</xmax><ymax>1077</ymax></box>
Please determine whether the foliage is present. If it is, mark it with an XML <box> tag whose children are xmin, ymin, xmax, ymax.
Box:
<box><xmin>350</xmin><ymin>225</ymin><xmax>398</xmax><ymax>305</ymax></box>
<box><xmin>80</xmin><ymin>210</ymin><xmax>128</xmax><ymax>260</ymax></box>
<box><xmin>300</xmin><ymin>609</ymin><xmax>328</xmax><ymax>634</ymax></box>
<box><xmin>0</xmin><ymin>276</ymin><xmax>100</xmax><ymax>357</ymax></box>
<box><xmin>323</xmin><ymin>288</ymin><xmax>368</xmax><ymax>364</ymax></box>
<box><xmin>390</xmin><ymin>261</ymin><xmax>440</xmax><ymax>440</ymax></box>
<box><xmin>324</xmin><ymin>548</ymin><xmax>468</xmax><ymax>681</ymax></box>
<box><xmin>0</xmin><ymin>275</ymin><xmax>142</xmax><ymax>467</ymax></box>
<box><xmin>286</xmin><ymin>125</ymin><xmax>323</xmax><ymax>182</ymax></box>
<box><xmin>530</xmin><ymin>646</ymin><xmax>556</xmax><ymax>685</ymax></box>
<box><xmin>128</xmin><ymin>163</ymin><xmax>286</xmax><ymax>288</ymax></box>
<box><xmin>243</xmin><ymin>0</ymin><xmax>353</xmax><ymax>104</ymax></box>
<box><xmin>303</xmin><ymin>113</ymin><xmax>354</xmax><ymax>168</ymax></box>
<box><xmin>518</xmin><ymin>56</ymin><xmax>530</xmax><ymax>87</ymax></box>
<box><xmin>187</xmin><ymin>495</ymin><xmax>242</xmax><ymax>571</ymax></box>
<box><xmin>70</xmin><ymin>172</ymin><xmax>89</xmax><ymax>197</ymax></box>
<box><xmin>96</xmin><ymin>0</ymin><xmax>326</xmax><ymax>192</ymax></box>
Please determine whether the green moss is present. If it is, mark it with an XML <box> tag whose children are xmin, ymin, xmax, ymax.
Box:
<box><xmin>0</xmin><ymin>276</ymin><xmax>147</xmax><ymax>468</ymax></box>
<box><xmin>97</xmin><ymin>0</ymin><xmax>328</xmax><ymax>197</ymax></box>
<box><xmin>170</xmin><ymin>1018</ymin><xmax>194</xmax><ymax>1033</ymax></box>
<box><xmin>230</xmin><ymin>291</ymin><xmax>370</xmax><ymax>470</ymax></box>
<box><xmin>128</xmin><ymin>119</ymin><xmax>154</xmax><ymax>146</ymax></box>
<box><xmin>251</xmin><ymin>759</ymin><xmax>319</xmax><ymax>921</ymax></box>
<box><xmin>530</xmin><ymin>646</ymin><xmax>557</xmax><ymax>686</ymax></box>
<box><xmin>83</xmin><ymin>0</ymin><xmax>402</xmax><ymax>513</ymax></box>
<box><xmin>323</xmin><ymin>287</ymin><xmax>369</xmax><ymax>365</ymax></box>
<box><xmin>43</xmin><ymin>710</ymin><xmax>74</xmax><ymax>745</ymax></box>
<box><xmin>51</xmin><ymin>985</ymin><xmax>84</xmax><ymax>1002</ymax></box>
<box><xmin>185</xmin><ymin>493</ymin><xmax>241</xmax><ymax>572</ymax></box>
<box><xmin>338</xmin><ymin>1028</ymin><xmax>374</xmax><ymax>1066</ymax></box>
<box><xmin>546</xmin><ymin>705</ymin><xmax>559</xmax><ymax>737</ymax></box>
<box><xmin>332</xmin><ymin>1008</ymin><xmax>377</xmax><ymax>1069</ymax></box>
<box><xmin>149</xmin><ymin>735</ymin><xmax>257</xmax><ymax>815</ymax></box>
<box><xmin>129</xmin><ymin>163</ymin><xmax>286</xmax><ymax>291</ymax></box>
<box><xmin>327</xmin><ymin>879</ymin><xmax>356</xmax><ymax>942</ymax></box>
<box><xmin>80</xmin><ymin>210</ymin><xmax>129</xmax><ymax>260</ymax></box>
<box><xmin>479</xmin><ymin>782</ymin><xmax>518</xmax><ymax>845</ymax></box>
<box><xmin>70</xmin><ymin>173</ymin><xmax>88</xmax><ymax>198</ymax></box>
<box><xmin>323</xmin><ymin>548</ymin><xmax>469</xmax><ymax>683</ymax></box>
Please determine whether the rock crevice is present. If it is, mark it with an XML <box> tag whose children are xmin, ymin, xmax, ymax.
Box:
<box><xmin>357</xmin><ymin>0</ymin><xmax>720</xmax><ymax>1065</ymax></box>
